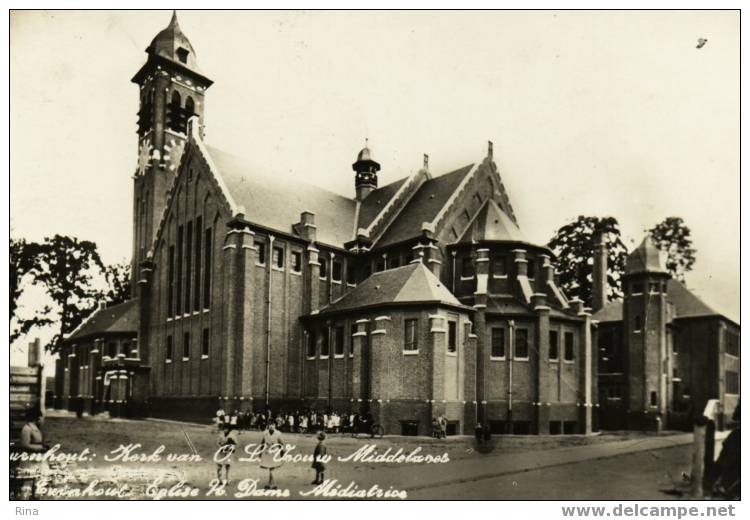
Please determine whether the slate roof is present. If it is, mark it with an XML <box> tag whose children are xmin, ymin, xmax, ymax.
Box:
<box><xmin>357</xmin><ymin>177</ymin><xmax>408</xmax><ymax>230</ymax></box>
<box><xmin>592</xmin><ymin>300</ymin><xmax>623</xmax><ymax>323</ymax></box>
<box><xmin>208</xmin><ymin>146</ymin><xmax>357</xmax><ymax>247</ymax></box>
<box><xmin>459</xmin><ymin>198</ymin><xmax>526</xmax><ymax>243</ymax></box>
<box><xmin>484</xmin><ymin>295</ymin><xmax>534</xmax><ymax>316</ymax></box>
<box><xmin>66</xmin><ymin>300</ymin><xmax>139</xmax><ymax>343</ymax></box>
<box><xmin>375</xmin><ymin>164</ymin><xmax>475</xmax><ymax>248</ymax></box>
<box><xmin>315</xmin><ymin>262</ymin><xmax>468</xmax><ymax>315</ymax></box>
<box><xmin>592</xmin><ymin>279</ymin><xmax>735</xmax><ymax>325</ymax></box>
<box><xmin>665</xmin><ymin>279</ymin><xmax>723</xmax><ymax>320</ymax></box>
<box><xmin>626</xmin><ymin>236</ymin><xmax>667</xmax><ymax>275</ymax></box>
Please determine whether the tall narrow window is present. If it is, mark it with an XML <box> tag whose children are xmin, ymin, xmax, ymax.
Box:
<box><xmin>319</xmin><ymin>258</ymin><xmax>328</xmax><ymax>279</ymax></box>
<box><xmin>527</xmin><ymin>258</ymin><xmax>536</xmax><ymax>279</ymax></box>
<box><xmin>168</xmin><ymin>245</ymin><xmax>175</xmax><ymax>317</ymax></box>
<box><xmin>726</xmin><ymin>371</ymin><xmax>739</xmax><ymax>394</ymax></box>
<box><xmin>346</xmin><ymin>263</ymin><xmax>356</xmax><ymax>285</ymax></box>
<box><xmin>634</xmin><ymin>315</ymin><xmax>642</xmax><ymax>332</ymax></box>
<box><xmin>306</xmin><ymin>333</ymin><xmax>316</xmax><ymax>358</ymax></box>
<box><xmin>193</xmin><ymin>216</ymin><xmax>202</xmax><ymax>311</ymax></box>
<box><xmin>185</xmin><ymin>221</ymin><xmax>192</xmax><ymax>312</ymax></box>
<box><xmin>334</xmin><ymin>326</ymin><xmax>345</xmax><ymax>356</ymax></box>
<box><xmin>183</xmin><ymin>332</ymin><xmax>190</xmax><ymax>360</ymax></box>
<box><xmin>549</xmin><ymin>330</ymin><xmax>559</xmax><ymax>360</ymax></box>
<box><xmin>447</xmin><ymin>321</ymin><xmax>457</xmax><ymax>353</ymax></box>
<box><xmin>320</xmin><ymin>329</ymin><xmax>330</xmax><ymax>358</ymax></box>
<box><xmin>273</xmin><ymin>246</ymin><xmax>284</xmax><ymax>269</ymax></box>
<box><xmin>184</xmin><ymin>96</ymin><xmax>195</xmax><ymax>118</ymax></box>
<box><xmin>203</xmin><ymin>227</ymin><xmax>212</xmax><ymax>309</ymax></box>
<box><xmin>332</xmin><ymin>260</ymin><xmax>342</xmax><ymax>282</ymax></box>
<box><xmin>491</xmin><ymin>327</ymin><xmax>505</xmax><ymax>358</ymax></box>
<box><xmin>168</xmin><ymin>90</ymin><xmax>182</xmax><ymax>132</ymax></box>
<box><xmin>176</xmin><ymin>225</ymin><xmax>184</xmax><ymax>315</ymax></box>
<box><xmin>515</xmin><ymin>328</ymin><xmax>529</xmax><ymax>359</ymax></box>
<box><xmin>461</xmin><ymin>257</ymin><xmax>473</xmax><ymax>278</ymax></box>
<box><xmin>292</xmin><ymin>251</ymin><xmax>302</xmax><ymax>273</ymax></box>
<box><xmin>201</xmin><ymin>328</ymin><xmax>209</xmax><ymax>357</ymax></box>
<box><xmin>257</xmin><ymin>242</ymin><xmax>266</xmax><ymax>265</ymax></box>
<box><xmin>349</xmin><ymin>323</ymin><xmax>356</xmax><ymax>356</ymax></box>
<box><xmin>166</xmin><ymin>335</ymin><xmax>173</xmax><ymax>362</ymax></box>
<box><xmin>404</xmin><ymin>319</ymin><xmax>418</xmax><ymax>352</ymax></box>
<box><xmin>650</xmin><ymin>391</ymin><xmax>658</xmax><ymax>407</ymax></box>
<box><xmin>564</xmin><ymin>332</ymin><xmax>574</xmax><ymax>361</ymax></box>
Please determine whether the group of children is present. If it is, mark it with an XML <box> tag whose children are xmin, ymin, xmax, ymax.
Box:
<box><xmin>214</xmin><ymin>407</ymin><xmax>329</xmax><ymax>489</ymax></box>
<box><xmin>215</xmin><ymin>407</ymin><xmax>367</xmax><ymax>435</ymax></box>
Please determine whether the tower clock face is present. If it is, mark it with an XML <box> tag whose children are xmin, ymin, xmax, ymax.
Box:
<box><xmin>137</xmin><ymin>138</ymin><xmax>153</xmax><ymax>177</ymax></box>
<box><xmin>164</xmin><ymin>138</ymin><xmax>186</xmax><ymax>173</ymax></box>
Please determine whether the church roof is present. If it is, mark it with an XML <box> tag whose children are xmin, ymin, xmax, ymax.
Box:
<box><xmin>592</xmin><ymin>279</ymin><xmax>737</xmax><ymax>326</ymax></box>
<box><xmin>314</xmin><ymin>262</ymin><xmax>469</xmax><ymax>315</ymax></box>
<box><xmin>375</xmin><ymin>164</ymin><xmax>475</xmax><ymax>248</ymax></box>
<box><xmin>357</xmin><ymin>177</ymin><xmax>409</xmax><ymax>230</ymax></box>
<box><xmin>459</xmin><ymin>198</ymin><xmax>526</xmax><ymax>243</ymax></box>
<box><xmin>207</xmin><ymin>145</ymin><xmax>357</xmax><ymax>247</ymax></box>
<box><xmin>626</xmin><ymin>235</ymin><xmax>667</xmax><ymax>275</ymax></box>
<box><xmin>66</xmin><ymin>299</ymin><xmax>139</xmax><ymax>343</ymax></box>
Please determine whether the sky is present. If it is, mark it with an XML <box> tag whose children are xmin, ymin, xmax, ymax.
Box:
<box><xmin>9</xmin><ymin>10</ymin><xmax>740</xmax><ymax>366</ymax></box>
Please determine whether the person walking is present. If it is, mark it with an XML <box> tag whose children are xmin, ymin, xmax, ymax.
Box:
<box><xmin>311</xmin><ymin>431</ymin><xmax>328</xmax><ymax>485</ymax></box>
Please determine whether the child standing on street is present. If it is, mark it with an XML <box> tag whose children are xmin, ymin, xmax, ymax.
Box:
<box><xmin>216</xmin><ymin>423</ymin><xmax>237</xmax><ymax>485</ymax></box>
<box><xmin>311</xmin><ymin>431</ymin><xmax>327</xmax><ymax>485</ymax></box>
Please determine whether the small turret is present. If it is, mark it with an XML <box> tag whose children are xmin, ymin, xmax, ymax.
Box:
<box><xmin>352</xmin><ymin>140</ymin><xmax>381</xmax><ymax>200</ymax></box>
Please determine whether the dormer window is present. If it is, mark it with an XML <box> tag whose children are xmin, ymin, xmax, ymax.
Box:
<box><xmin>176</xmin><ymin>47</ymin><xmax>189</xmax><ymax>64</ymax></box>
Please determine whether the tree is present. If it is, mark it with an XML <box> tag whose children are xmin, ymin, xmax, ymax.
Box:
<box><xmin>10</xmin><ymin>237</ymin><xmax>52</xmax><ymax>344</ymax></box>
<box><xmin>648</xmin><ymin>217</ymin><xmax>696</xmax><ymax>282</ymax></box>
<box><xmin>548</xmin><ymin>216</ymin><xmax>628</xmax><ymax>308</ymax></box>
<box><xmin>103</xmin><ymin>261</ymin><xmax>132</xmax><ymax>306</ymax></box>
<box><xmin>30</xmin><ymin>235</ymin><xmax>105</xmax><ymax>353</ymax></box>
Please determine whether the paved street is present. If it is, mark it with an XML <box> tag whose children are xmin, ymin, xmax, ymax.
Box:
<box><xmin>410</xmin><ymin>445</ymin><xmax>693</xmax><ymax>499</ymax></box>
<box><xmin>29</xmin><ymin>412</ymin><xmax>696</xmax><ymax>500</ymax></box>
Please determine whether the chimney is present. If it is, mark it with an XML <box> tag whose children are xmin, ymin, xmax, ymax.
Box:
<box><xmin>296</xmin><ymin>211</ymin><xmax>317</xmax><ymax>242</ymax></box>
<box><xmin>591</xmin><ymin>231</ymin><xmax>608</xmax><ymax>313</ymax></box>
<box><xmin>27</xmin><ymin>338</ymin><xmax>41</xmax><ymax>367</ymax></box>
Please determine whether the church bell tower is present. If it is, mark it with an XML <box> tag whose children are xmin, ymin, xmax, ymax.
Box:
<box><xmin>130</xmin><ymin>11</ymin><xmax>213</xmax><ymax>294</ymax></box>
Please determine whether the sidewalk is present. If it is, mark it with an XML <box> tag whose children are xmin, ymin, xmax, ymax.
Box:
<box><xmin>349</xmin><ymin>432</ymin><xmax>694</xmax><ymax>492</ymax></box>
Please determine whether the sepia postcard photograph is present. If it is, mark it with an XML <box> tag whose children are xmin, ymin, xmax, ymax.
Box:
<box><xmin>5</xmin><ymin>5</ymin><xmax>742</xmax><ymax>509</ymax></box>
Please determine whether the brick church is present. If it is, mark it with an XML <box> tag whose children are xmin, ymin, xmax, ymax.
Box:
<box><xmin>54</xmin><ymin>12</ymin><xmax>737</xmax><ymax>435</ymax></box>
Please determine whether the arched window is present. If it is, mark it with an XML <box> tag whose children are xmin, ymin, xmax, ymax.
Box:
<box><xmin>168</xmin><ymin>91</ymin><xmax>183</xmax><ymax>132</ymax></box>
<box><xmin>185</xmin><ymin>97</ymin><xmax>195</xmax><ymax>117</ymax></box>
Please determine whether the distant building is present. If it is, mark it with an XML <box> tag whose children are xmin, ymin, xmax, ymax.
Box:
<box><xmin>54</xmin><ymin>12</ymin><xmax>600</xmax><ymax>434</ymax></box>
<box><xmin>593</xmin><ymin>236</ymin><xmax>740</xmax><ymax>430</ymax></box>
<box><xmin>55</xmin><ymin>300</ymin><xmax>144</xmax><ymax>417</ymax></box>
